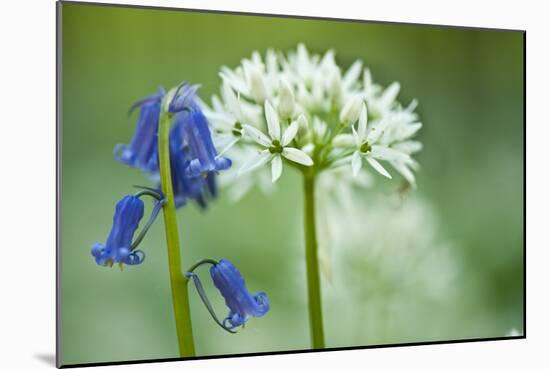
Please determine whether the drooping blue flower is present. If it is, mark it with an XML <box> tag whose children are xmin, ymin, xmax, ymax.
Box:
<box><xmin>178</xmin><ymin>109</ymin><xmax>232</xmax><ymax>177</ymax></box>
<box><xmin>91</xmin><ymin>195</ymin><xmax>146</xmax><ymax>267</ymax></box>
<box><xmin>114</xmin><ymin>88</ymin><xmax>165</xmax><ymax>173</ymax></box>
<box><xmin>168</xmin><ymin>122</ymin><xmax>211</xmax><ymax>208</ymax></box>
<box><xmin>209</xmin><ymin>259</ymin><xmax>270</xmax><ymax>329</ymax></box>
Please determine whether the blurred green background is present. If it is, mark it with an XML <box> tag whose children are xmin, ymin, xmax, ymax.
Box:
<box><xmin>60</xmin><ymin>2</ymin><xmax>524</xmax><ymax>366</ymax></box>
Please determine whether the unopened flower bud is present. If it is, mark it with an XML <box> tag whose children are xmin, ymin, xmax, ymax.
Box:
<box><xmin>278</xmin><ymin>79</ymin><xmax>295</xmax><ymax>119</ymax></box>
<box><xmin>339</xmin><ymin>95</ymin><xmax>363</xmax><ymax>125</ymax></box>
<box><xmin>245</xmin><ymin>63</ymin><xmax>267</xmax><ymax>103</ymax></box>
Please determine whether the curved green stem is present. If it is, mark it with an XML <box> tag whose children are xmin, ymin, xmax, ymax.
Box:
<box><xmin>158</xmin><ymin>112</ymin><xmax>196</xmax><ymax>357</ymax></box>
<box><xmin>303</xmin><ymin>173</ymin><xmax>325</xmax><ymax>349</ymax></box>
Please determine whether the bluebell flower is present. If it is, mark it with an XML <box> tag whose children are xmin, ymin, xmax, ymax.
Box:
<box><xmin>164</xmin><ymin>83</ymin><xmax>231</xmax><ymax>208</ymax></box>
<box><xmin>91</xmin><ymin>195</ymin><xmax>146</xmax><ymax>267</ymax></box>
<box><xmin>168</xmin><ymin>123</ymin><xmax>211</xmax><ymax>208</ymax></box>
<box><xmin>114</xmin><ymin>88</ymin><xmax>165</xmax><ymax>172</ymax></box>
<box><xmin>209</xmin><ymin>259</ymin><xmax>270</xmax><ymax>329</ymax></box>
<box><xmin>176</xmin><ymin>109</ymin><xmax>232</xmax><ymax>177</ymax></box>
<box><xmin>168</xmin><ymin>82</ymin><xmax>232</xmax><ymax>177</ymax></box>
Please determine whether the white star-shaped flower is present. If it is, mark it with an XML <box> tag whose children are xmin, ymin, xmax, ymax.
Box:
<box><xmin>201</xmin><ymin>83</ymin><xmax>263</xmax><ymax>156</ymax></box>
<box><xmin>238</xmin><ymin>101</ymin><xmax>314</xmax><ymax>182</ymax></box>
<box><xmin>337</xmin><ymin>102</ymin><xmax>413</xmax><ymax>179</ymax></box>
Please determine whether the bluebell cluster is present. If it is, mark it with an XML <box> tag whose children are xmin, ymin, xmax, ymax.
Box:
<box><xmin>93</xmin><ymin>82</ymin><xmax>233</xmax><ymax>267</ymax></box>
<box><xmin>92</xmin><ymin>82</ymin><xmax>269</xmax><ymax>331</ymax></box>
<box><xmin>115</xmin><ymin>82</ymin><xmax>231</xmax><ymax>208</ymax></box>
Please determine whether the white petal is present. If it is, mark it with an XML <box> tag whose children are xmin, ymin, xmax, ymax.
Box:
<box><xmin>242</xmin><ymin>124</ymin><xmax>271</xmax><ymax>147</ymax></box>
<box><xmin>282</xmin><ymin>148</ymin><xmax>314</xmax><ymax>166</ymax></box>
<box><xmin>366</xmin><ymin>118</ymin><xmax>391</xmax><ymax>143</ymax></box>
<box><xmin>366</xmin><ymin>156</ymin><xmax>392</xmax><ymax>179</ymax></box>
<box><xmin>211</xmin><ymin>95</ymin><xmax>224</xmax><ymax>112</ymax></box>
<box><xmin>297</xmin><ymin>82</ymin><xmax>314</xmax><ymax>109</ymax></box>
<box><xmin>313</xmin><ymin>117</ymin><xmax>328</xmax><ymax>138</ymax></box>
<box><xmin>371</xmin><ymin>145</ymin><xmax>412</xmax><ymax>163</ymax></box>
<box><xmin>297</xmin><ymin>43</ymin><xmax>310</xmax><ymax>74</ymax></box>
<box><xmin>219</xmin><ymin>67</ymin><xmax>249</xmax><ymax>96</ymax></box>
<box><xmin>357</xmin><ymin>102</ymin><xmax>368</xmax><ymax>141</ymax></box>
<box><xmin>266</xmin><ymin>49</ymin><xmax>278</xmax><ymax>75</ymax></box>
<box><xmin>407</xmin><ymin>99</ymin><xmax>418</xmax><ymax>112</ymax></box>
<box><xmin>203</xmin><ymin>111</ymin><xmax>234</xmax><ymax>129</ymax></box>
<box><xmin>329</xmin><ymin>69</ymin><xmax>343</xmax><ymax>99</ymax></box>
<box><xmin>409</xmin><ymin>158</ymin><xmax>421</xmax><ymax>171</ymax></box>
<box><xmin>320</xmin><ymin>49</ymin><xmax>336</xmax><ymax>70</ymax></box>
<box><xmin>271</xmin><ymin>155</ymin><xmax>283</xmax><ymax>182</ymax></box>
<box><xmin>332</xmin><ymin>134</ymin><xmax>354</xmax><ymax>147</ymax></box>
<box><xmin>222</xmin><ymin>82</ymin><xmax>240</xmax><ymax>115</ymax></box>
<box><xmin>392</xmin><ymin>140</ymin><xmax>423</xmax><ymax>154</ymax></box>
<box><xmin>396</xmin><ymin>122</ymin><xmax>423</xmax><ymax>141</ymax></box>
<box><xmin>238</xmin><ymin>150</ymin><xmax>272</xmax><ymax>175</ymax></box>
<box><xmin>380</xmin><ymin>82</ymin><xmax>400</xmax><ymax>107</ymax></box>
<box><xmin>343</xmin><ymin>60</ymin><xmax>363</xmax><ymax>89</ymax></box>
<box><xmin>351</xmin><ymin>151</ymin><xmax>363</xmax><ymax>177</ymax></box>
<box><xmin>264</xmin><ymin>100</ymin><xmax>281</xmax><ymax>140</ymax></box>
<box><xmin>216</xmin><ymin>137</ymin><xmax>240</xmax><ymax>157</ymax></box>
<box><xmin>351</xmin><ymin>125</ymin><xmax>361</xmax><ymax>147</ymax></box>
<box><xmin>363</xmin><ymin>68</ymin><xmax>373</xmax><ymax>89</ymax></box>
<box><xmin>392</xmin><ymin>162</ymin><xmax>416</xmax><ymax>187</ymax></box>
<box><xmin>301</xmin><ymin>143</ymin><xmax>315</xmax><ymax>155</ymax></box>
<box><xmin>281</xmin><ymin>120</ymin><xmax>299</xmax><ymax>146</ymax></box>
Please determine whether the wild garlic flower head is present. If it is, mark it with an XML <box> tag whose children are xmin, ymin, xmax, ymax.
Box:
<box><xmin>202</xmin><ymin>44</ymin><xmax>423</xmax><ymax>194</ymax></box>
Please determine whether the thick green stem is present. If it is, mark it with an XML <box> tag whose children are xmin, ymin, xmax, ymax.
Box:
<box><xmin>158</xmin><ymin>112</ymin><xmax>196</xmax><ymax>357</ymax></box>
<box><xmin>303</xmin><ymin>173</ymin><xmax>325</xmax><ymax>349</ymax></box>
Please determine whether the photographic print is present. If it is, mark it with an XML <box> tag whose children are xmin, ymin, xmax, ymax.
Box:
<box><xmin>57</xmin><ymin>1</ymin><xmax>525</xmax><ymax>366</ymax></box>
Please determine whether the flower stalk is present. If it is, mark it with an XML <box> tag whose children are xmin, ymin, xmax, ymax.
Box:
<box><xmin>158</xmin><ymin>111</ymin><xmax>196</xmax><ymax>357</ymax></box>
<box><xmin>303</xmin><ymin>172</ymin><xmax>325</xmax><ymax>349</ymax></box>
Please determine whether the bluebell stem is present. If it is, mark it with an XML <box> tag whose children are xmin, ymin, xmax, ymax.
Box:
<box><xmin>210</xmin><ymin>259</ymin><xmax>270</xmax><ymax>330</ymax></box>
<box><xmin>114</xmin><ymin>88</ymin><xmax>165</xmax><ymax>173</ymax></box>
<box><xmin>91</xmin><ymin>191</ymin><xmax>164</xmax><ymax>268</ymax></box>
